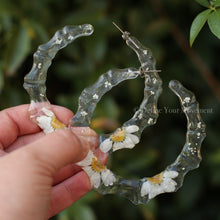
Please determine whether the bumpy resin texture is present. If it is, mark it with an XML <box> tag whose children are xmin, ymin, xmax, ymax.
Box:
<box><xmin>24</xmin><ymin>24</ymin><xmax>206</xmax><ymax>205</ymax></box>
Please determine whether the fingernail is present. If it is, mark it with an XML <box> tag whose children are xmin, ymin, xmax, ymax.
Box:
<box><xmin>70</xmin><ymin>127</ymin><xmax>98</xmax><ymax>159</ymax></box>
<box><xmin>71</xmin><ymin>127</ymin><xmax>98</xmax><ymax>151</ymax></box>
<box><xmin>71</xmin><ymin>127</ymin><xmax>96</xmax><ymax>136</ymax></box>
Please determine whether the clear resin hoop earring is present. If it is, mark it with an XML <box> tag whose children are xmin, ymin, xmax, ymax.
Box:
<box><xmin>24</xmin><ymin>23</ymin><xmax>206</xmax><ymax>204</ymax></box>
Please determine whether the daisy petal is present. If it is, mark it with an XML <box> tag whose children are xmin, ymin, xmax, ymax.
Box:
<box><xmin>124</xmin><ymin>125</ymin><xmax>139</xmax><ymax>133</ymax></box>
<box><xmin>141</xmin><ymin>181</ymin><xmax>151</xmax><ymax>197</ymax></box>
<box><xmin>164</xmin><ymin>178</ymin><xmax>177</xmax><ymax>188</ymax></box>
<box><xmin>90</xmin><ymin>172</ymin><xmax>101</xmax><ymax>188</ymax></box>
<box><xmin>127</xmin><ymin>133</ymin><xmax>139</xmax><ymax>145</ymax></box>
<box><xmin>36</xmin><ymin>116</ymin><xmax>54</xmax><ymax>134</ymax></box>
<box><xmin>163</xmin><ymin>181</ymin><xmax>176</xmax><ymax>192</ymax></box>
<box><xmin>149</xmin><ymin>187</ymin><xmax>163</xmax><ymax>199</ymax></box>
<box><xmin>41</xmin><ymin>108</ymin><xmax>54</xmax><ymax>117</ymax></box>
<box><xmin>82</xmin><ymin>166</ymin><xmax>94</xmax><ymax>177</ymax></box>
<box><xmin>123</xmin><ymin>138</ymin><xmax>135</xmax><ymax>149</ymax></box>
<box><xmin>148</xmin><ymin>191</ymin><xmax>157</xmax><ymax>200</ymax></box>
<box><xmin>100</xmin><ymin>138</ymin><xmax>113</xmax><ymax>153</ymax></box>
<box><xmin>76</xmin><ymin>150</ymin><xmax>94</xmax><ymax>167</ymax></box>
<box><xmin>163</xmin><ymin>170</ymin><xmax>178</xmax><ymax>178</ymax></box>
<box><xmin>113</xmin><ymin>142</ymin><xmax>125</xmax><ymax>151</ymax></box>
<box><xmin>101</xmin><ymin>169</ymin><xmax>116</xmax><ymax>186</ymax></box>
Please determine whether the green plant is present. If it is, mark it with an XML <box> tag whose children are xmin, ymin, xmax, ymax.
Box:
<box><xmin>190</xmin><ymin>0</ymin><xmax>220</xmax><ymax>46</ymax></box>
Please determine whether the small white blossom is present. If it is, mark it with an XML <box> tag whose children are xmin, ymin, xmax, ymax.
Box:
<box><xmin>138</xmin><ymin>113</ymin><xmax>143</xmax><ymax>119</ymax></box>
<box><xmin>104</xmin><ymin>81</ymin><xmax>112</xmax><ymax>88</ymax></box>
<box><xmin>77</xmin><ymin>150</ymin><xmax>116</xmax><ymax>188</ymax></box>
<box><xmin>183</xmin><ymin>97</ymin><xmax>190</xmax><ymax>104</ymax></box>
<box><xmin>81</xmin><ymin>111</ymin><xmax>88</xmax><ymax>117</ymax></box>
<box><xmin>197</xmin><ymin>122</ymin><xmax>202</xmax><ymax>128</ymax></box>
<box><xmin>100</xmin><ymin>125</ymin><xmax>139</xmax><ymax>153</ymax></box>
<box><xmin>93</xmin><ymin>94</ymin><xmax>99</xmax><ymax>100</ymax></box>
<box><xmin>127</xmin><ymin>68</ymin><xmax>138</xmax><ymax>76</ymax></box>
<box><xmin>68</xmin><ymin>35</ymin><xmax>74</xmax><ymax>40</ymax></box>
<box><xmin>55</xmin><ymin>38</ymin><xmax>62</xmax><ymax>44</ymax></box>
<box><xmin>141</xmin><ymin>170</ymin><xmax>178</xmax><ymax>199</ymax></box>
<box><xmin>152</xmin><ymin>78</ymin><xmax>157</xmax><ymax>84</ymax></box>
<box><xmin>38</xmin><ymin>63</ymin><xmax>42</xmax><ymax>69</ymax></box>
<box><xmin>143</xmin><ymin>50</ymin><xmax>148</xmax><ymax>55</ymax></box>
<box><xmin>148</xmin><ymin>118</ymin><xmax>153</xmax><ymax>124</ymax></box>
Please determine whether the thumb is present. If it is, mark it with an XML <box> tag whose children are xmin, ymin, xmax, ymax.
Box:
<box><xmin>17</xmin><ymin>128</ymin><xmax>90</xmax><ymax>176</ymax></box>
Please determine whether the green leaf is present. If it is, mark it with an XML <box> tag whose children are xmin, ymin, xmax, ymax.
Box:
<box><xmin>208</xmin><ymin>8</ymin><xmax>220</xmax><ymax>39</ymax></box>
<box><xmin>4</xmin><ymin>25</ymin><xmax>31</xmax><ymax>76</ymax></box>
<box><xmin>190</xmin><ymin>9</ymin><xmax>212</xmax><ymax>46</ymax></box>
<box><xmin>212</xmin><ymin>0</ymin><xmax>220</xmax><ymax>7</ymax></box>
<box><xmin>196</xmin><ymin>0</ymin><xmax>210</xmax><ymax>7</ymax></box>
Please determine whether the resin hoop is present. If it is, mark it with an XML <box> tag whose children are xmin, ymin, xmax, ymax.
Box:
<box><xmin>23</xmin><ymin>24</ymin><xmax>206</xmax><ymax>204</ymax></box>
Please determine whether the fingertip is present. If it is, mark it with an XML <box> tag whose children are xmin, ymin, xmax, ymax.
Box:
<box><xmin>71</xmin><ymin>127</ymin><xmax>98</xmax><ymax>151</ymax></box>
<box><xmin>94</xmin><ymin>148</ymin><xmax>109</xmax><ymax>164</ymax></box>
<box><xmin>71</xmin><ymin>127</ymin><xmax>97</xmax><ymax>137</ymax></box>
<box><xmin>69</xmin><ymin>130</ymin><xmax>90</xmax><ymax>161</ymax></box>
<box><xmin>53</xmin><ymin>128</ymin><xmax>90</xmax><ymax>162</ymax></box>
<box><xmin>51</xmin><ymin>105</ymin><xmax>74</xmax><ymax>125</ymax></box>
<box><xmin>20</xmin><ymin>128</ymin><xmax>91</xmax><ymax>175</ymax></box>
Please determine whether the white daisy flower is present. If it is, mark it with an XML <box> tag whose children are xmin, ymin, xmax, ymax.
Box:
<box><xmin>100</xmin><ymin>125</ymin><xmax>139</xmax><ymax>153</ymax></box>
<box><xmin>141</xmin><ymin>170</ymin><xmax>178</xmax><ymax>199</ymax></box>
<box><xmin>36</xmin><ymin>108</ymin><xmax>65</xmax><ymax>134</ymax></box>
<box><xmin>77</xmin><ymin>150</ymin><xmax>116</xmax><ymax>188</ymax></box>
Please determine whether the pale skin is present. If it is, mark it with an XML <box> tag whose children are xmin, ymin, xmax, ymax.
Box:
<box><xmin>0</xmin><ymin>105</ymin><xmax>107</xmax><ymax>220</ymax></box>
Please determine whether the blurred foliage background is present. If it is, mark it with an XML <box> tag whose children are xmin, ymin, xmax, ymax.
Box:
<box><xmin>1</xmin><ymin>0</ymin><xmax>220</xmax><ymax>219</ymax></box>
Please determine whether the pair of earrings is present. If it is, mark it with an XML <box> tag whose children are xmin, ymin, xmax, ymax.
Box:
<box><xmin>24</xmin><ymin>23</ymin><xmax>206</xmax><ymax>204</ymax></box>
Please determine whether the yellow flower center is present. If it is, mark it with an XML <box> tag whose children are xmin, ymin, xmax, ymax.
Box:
<box><xmin>148</xmin><ymin>173</ymin><xmax>163</xmax><ymax>184</ymax></box>
<box><xmin>110</xmin><ymin>128</ymin><xmax>125</xmax><ymax>142</ymax></box>
<box><xmin>91</xmin><ymin>157</ymin><xmax>106</xmax><ymax>172</ymax></box>
<box><xmin>51</xmin><ymin>116</ymin><xmax>66</xmax><ymax>129</ymax></box>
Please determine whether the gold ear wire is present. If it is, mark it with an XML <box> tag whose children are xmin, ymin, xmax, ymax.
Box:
<box><xmin>112</xmin><ymin>21</ymin><xmax>130</xmax><ymax>40</ymax></box>
<box><xmin>112</xmin><ymin>21</ymin><xmax>125</xmax><ymax>34</ymax></box>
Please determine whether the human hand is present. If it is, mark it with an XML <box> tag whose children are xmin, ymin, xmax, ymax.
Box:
<box><xmin>0</xmin><ymin>105</ymin><xmax>106</xmax><ymax>219</ymax></box>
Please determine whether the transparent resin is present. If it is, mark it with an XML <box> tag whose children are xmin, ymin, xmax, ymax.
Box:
<box><xmin>24</xmin><ymin>24</ymin><xmax>206</xmax><ymax>205</ymax></box>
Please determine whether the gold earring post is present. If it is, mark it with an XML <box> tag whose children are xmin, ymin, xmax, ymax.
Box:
<box><xmin>112</xmin><ymin>22</ymin><xmax>125</xmax><ymax>34</ymax></box>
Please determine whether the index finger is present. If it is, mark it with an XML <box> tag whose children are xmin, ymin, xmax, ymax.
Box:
<box><xmin>0</xmin><ymin>104</ymin><xmax>73</xmax><ymax>149</ymax></box>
